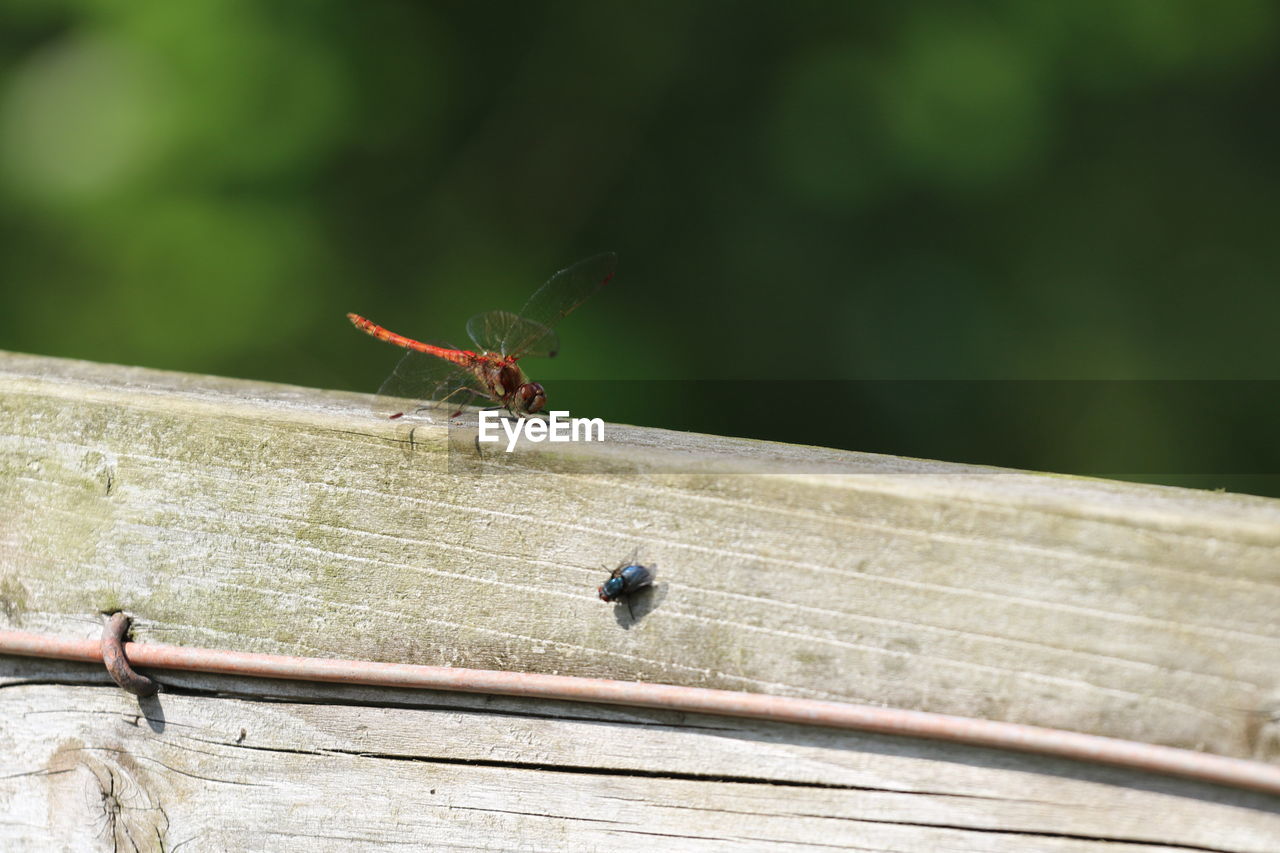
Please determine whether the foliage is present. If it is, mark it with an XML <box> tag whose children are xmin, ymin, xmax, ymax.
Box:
<box><xmin>1</xmin><ymin>2</ymin><xmax>1277</xmax><ymax>493</ymax></box>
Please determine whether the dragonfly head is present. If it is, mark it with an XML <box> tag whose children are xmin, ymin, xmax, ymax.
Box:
<box><xmin>514</xmin><ymin>381</ymin><xmax>546</xmax><ymax>415</ymax></box>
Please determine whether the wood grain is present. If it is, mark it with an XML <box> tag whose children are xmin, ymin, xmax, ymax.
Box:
<box><xmin>2</xmin><ymin>350</ymin><xmax>1280</xmax><ymax>848</ymax></box>
<box><xmin>2</xmin><ymin>352</ymin><xmax>1279</xmax><ymax>755</ymax></box>
<box><xmin>2</xmin><ymin>658</ymin><xmax>1278</xmax><ymax>851</ymax></box>
<box><xmin>2</xmin><ymin>350</ymin><xmax>1280</xmax><ymax>845</ymax></box>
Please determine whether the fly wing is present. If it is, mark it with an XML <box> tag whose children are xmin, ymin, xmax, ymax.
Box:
<box><xmin>466</xmin><ymin>310</ymin><xmax>559</xmax><ymax>359</ymax></box>
<box><xmin>623</xmin><ymin>563</ymin><xmax>655</xmax><ymax>592</ymax></box>
<box><xmin>374</xmin><ymin>348</ymin><xmax>489</xmax><ymax>421</ymax></box>
<box><xmin>502</xmin><ymin>252</ymin><xmax>617</xmax><ymax>358</ymax></box>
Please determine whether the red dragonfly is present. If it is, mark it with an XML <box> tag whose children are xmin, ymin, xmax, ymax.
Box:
<box><xmin>348</xmin><ymin>252</ymin><xmax>616</xmax><ymax>420</ymax></box>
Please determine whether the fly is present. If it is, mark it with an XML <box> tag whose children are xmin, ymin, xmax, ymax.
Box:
<box><xmin>598</xmin><ymin>550</ymin><xmax>656</xmax><ymax>621</ymax></box>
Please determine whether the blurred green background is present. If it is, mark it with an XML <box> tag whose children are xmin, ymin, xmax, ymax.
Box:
<box><xmin>2</xmin><ymin>2</ymin><xmax>1278</xmax><ymax>494</ymax></box>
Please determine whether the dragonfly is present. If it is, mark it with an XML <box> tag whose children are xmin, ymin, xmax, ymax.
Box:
<box><xmin>348</xmin><ymin>253</ymin><xmax>616</xmax><ymax>420</ymax></box>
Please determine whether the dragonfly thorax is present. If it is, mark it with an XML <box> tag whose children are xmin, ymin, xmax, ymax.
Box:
<box><xmin>480</xmin><ymin>359</ymin><xmax>546</xmax><ymax>415</ymax></box>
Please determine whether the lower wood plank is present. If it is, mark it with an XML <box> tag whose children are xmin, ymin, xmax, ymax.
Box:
<box><xmin>2</xmin><ymin>659</ymin><xmax>1277</xmax><ymax>852</ymax></box>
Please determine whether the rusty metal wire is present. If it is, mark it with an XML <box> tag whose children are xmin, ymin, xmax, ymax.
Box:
<box><xmin>99</xmin><ymin>613</ymin><xmax>157</xmax><ymax>697</ymax></box>
<box><xmin>2</xmin><ymin>625</ymin><xmax>1278</xmax><ymax>797</ymax></box>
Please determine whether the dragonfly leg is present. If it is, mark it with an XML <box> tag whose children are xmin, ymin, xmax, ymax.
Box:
<box><xmin>434</xmin><ymin>386</ymin><xmax>488</xmax><ymax>420</ymax></box>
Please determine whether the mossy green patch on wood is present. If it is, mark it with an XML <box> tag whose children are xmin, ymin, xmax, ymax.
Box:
<box><xmin>0</xmin><ymin>575</ymin><xmax>30</xmax><ymax>623</ymax></box>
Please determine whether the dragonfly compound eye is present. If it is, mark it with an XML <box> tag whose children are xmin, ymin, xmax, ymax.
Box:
<box><xmin>519</xmin><ymin>382</ymin><xmax>546</xmax><ymax>414</ymax></box>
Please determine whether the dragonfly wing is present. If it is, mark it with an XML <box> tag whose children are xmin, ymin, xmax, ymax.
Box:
<box><xmin>466</xmin><ymin>310</ymin><xmax>560</xmax><ymax>359</ymax></box>
<box><xmin>375</xmin><ymin>348</ymin><xmax>489</xmax><ymax>421</ymax></box>
<box><xmin>505</xmin><ymin>252</ymin><xmax>617</xmax><ymax>357</ymax></box>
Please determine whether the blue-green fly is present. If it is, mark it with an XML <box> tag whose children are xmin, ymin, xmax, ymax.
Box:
<box><xmin>598</xmin><ymin>551</ymin><xmax>655</xmax><ymax>617</ymax></box>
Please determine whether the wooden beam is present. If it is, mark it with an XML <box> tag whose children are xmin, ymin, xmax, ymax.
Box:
<box><xmin>2</xmin><ymin>351</ymin><xmax>1278</xmax><ymax>757</ymax></box>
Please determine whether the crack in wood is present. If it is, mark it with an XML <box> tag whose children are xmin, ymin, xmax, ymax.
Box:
<box><xmin>784</xmin><ymin>813</ymin><xmax>1244</xmax><ymax>853</ymax></box>
<box><xmin>157</xmin><ymin>681</ymin><xmax>730</xmax><ymax>728</ymax></box>
<box><xmin>252</xmin><ymin>745</ymin><xmax>1040</xmax><ymax>802</ymax></box>
<box><xmin>73</xmin><ymin>746</ymin><xmax>265</xmax><ymax>789</ymax></box>
<box><xmin>0</xmin><ymin>766</ymin><xmax>77</xmax><ymax>782</ymax></box>
<box><xmin>447</xmin><ymin>803</ymin><xmax>624</xmax><ymax>824</ymax></box>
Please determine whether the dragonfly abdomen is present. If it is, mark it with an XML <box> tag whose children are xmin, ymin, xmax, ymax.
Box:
<box><xmin>347</xmin><ymin>313</ymin><xmax>474</xmax><ymax>366</ymax></box>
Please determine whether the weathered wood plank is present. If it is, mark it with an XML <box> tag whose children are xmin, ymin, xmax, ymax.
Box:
<box><xmin>2</xmin><ymin>350</ymin><xmax>1279</xmax><ymax>768</ymax></box>
<box><xmin>3</xmin><ymin>658</ymin><xmax>1278</xmax><ymax>852</ymax></box>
